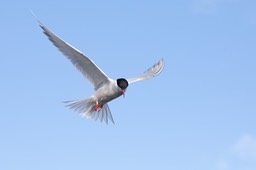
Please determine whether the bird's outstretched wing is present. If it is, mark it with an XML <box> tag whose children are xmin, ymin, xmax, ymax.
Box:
<box><xmin>37</xmin><ymin>19</ymin><xmax>110</xmax><ymax>90</ymax></box>
<box><xmin>127</xmin><ymin>58</ymin><xmax>164</xmax><ymax>84</ymax></box>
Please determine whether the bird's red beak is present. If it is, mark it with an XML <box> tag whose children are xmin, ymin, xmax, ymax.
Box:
<box><xmin>122</xmin><ymin>89</ymin><xmax>125</xmax><ymax>98</ymax></box>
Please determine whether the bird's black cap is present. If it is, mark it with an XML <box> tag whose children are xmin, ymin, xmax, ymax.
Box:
<box><xmin>117</xmin><ymin>78</ymin><xmax>129</xmax><ymax>90</ymax></box>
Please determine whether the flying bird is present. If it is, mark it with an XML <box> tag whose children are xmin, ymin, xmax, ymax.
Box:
<box><xmin>36</xmin><ymin>18</ymin><xmax>164</xmax><ymax>124</ymax></box>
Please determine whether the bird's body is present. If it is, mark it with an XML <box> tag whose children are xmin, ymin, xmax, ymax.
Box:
<box><xmin>93</xmin><ymin>79</ymin><xmax>123</xmax><ymax>107</ymax></box>
<box><xmin>36</xmin><ymin>16</ymin><xmax>164</xmax><ymax>124</ymax></box>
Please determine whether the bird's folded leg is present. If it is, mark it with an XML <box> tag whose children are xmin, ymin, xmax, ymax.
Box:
<box><xmin>95</xmin><ymin>101</ymin><xmax>103</xmax><ymax>112</ymax></box>
<box><xmin>95</xmin><ymin>101</ymin><xmax>99</xmax><ymax>110</ymax></box>
<box><xmin>97</xmin><ymin>106</ymin><xmax>103</xmax><ymax>112</ymax></box>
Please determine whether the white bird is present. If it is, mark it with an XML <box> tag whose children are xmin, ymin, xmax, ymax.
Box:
<box><xmin>37</xmin><ymin>18</ymin><xmax>164</xmax><ymax>124</ymax></box>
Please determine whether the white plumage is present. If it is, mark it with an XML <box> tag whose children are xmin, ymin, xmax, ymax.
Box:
<box><xmin>37</xmin><ymin>17</ymin><xmax>164</xmax><ymax>124</ymax></box>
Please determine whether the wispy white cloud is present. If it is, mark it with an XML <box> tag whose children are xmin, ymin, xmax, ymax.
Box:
<box><xmin>214</xmin><ymin>134</ymin><xmax>256</xmax><ymax>170</ymax></box>
<box><xmin>192</xmin><ymin>0</ymin><xmax>223</xmax><ymax>15</ymax></box>
<box><xmin>231</xmin><ymin>134</ymin><xmax>256</xmax><ymax>160</ymax></box>
<box><xmin>216</xmin><ymin>159</ymin><xmax>229</xmax><ymax>170</ymax></box>
<box><xmin>191</xmin><ymin>0</ymin><xmax>237</xmax><ymax>15</ymax></box>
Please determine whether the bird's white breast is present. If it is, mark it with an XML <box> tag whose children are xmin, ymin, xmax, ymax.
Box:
<box><xmin>92</xmin><ymin>79</ymin><xmax>122</xmax><ymax>107</ymax></box>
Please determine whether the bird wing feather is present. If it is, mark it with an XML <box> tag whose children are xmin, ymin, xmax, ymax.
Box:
<box><xmin>127</xmin><ymin>58</ymin><xmax>164</xmax><ymax>84</ymax></box>
<box><xmin>38</xmin><ymin>19</ymin><xmax>110</xmax><ymax>90</ymax></box>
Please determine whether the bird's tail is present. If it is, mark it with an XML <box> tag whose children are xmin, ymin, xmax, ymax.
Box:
<box><xmin>63</xmin><ymin>98</ymin><xmax>115</xmax><ymax>124</ymax></box>
<box><xmin>64</xmin><ymin>98</ymin><xmax>95</xmax><ymax>118</ymax></box>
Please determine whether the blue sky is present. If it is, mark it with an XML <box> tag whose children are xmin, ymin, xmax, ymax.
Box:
<box><xmin>0</xmin><ymin>0</ymin><xmax>256</xmax><ymax>170</ymax></box>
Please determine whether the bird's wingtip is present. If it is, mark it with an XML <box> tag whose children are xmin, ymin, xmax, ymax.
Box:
<box><xmin>30</xmin><ymin>10</ymin><xmax>44</xmax><ymax>26</ymax></box>
<box><xmin>156</xmin><ymin>57</ymin><xmax>165</xmax><ymax>75</ymax></box>
<box><xmin>160</xmin><ymin>58</ymin><xmax>164</xmax><ymax>64</ymax></box>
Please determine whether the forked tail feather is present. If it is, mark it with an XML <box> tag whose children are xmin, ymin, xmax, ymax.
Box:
<box><xmin>63</xmin><ymin>98</ymin><xmax>115</xmax><ymax>124</ymax></box>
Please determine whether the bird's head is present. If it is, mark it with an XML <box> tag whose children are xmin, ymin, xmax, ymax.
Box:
<box><xmin>117</xmin><ymin>78</ymin><xmax>129</xmax><ymax>97</ymax></box>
